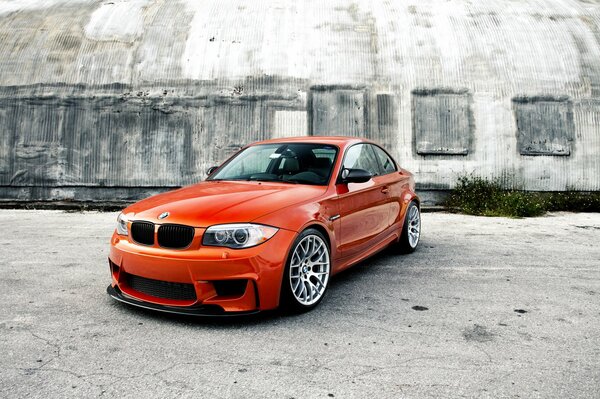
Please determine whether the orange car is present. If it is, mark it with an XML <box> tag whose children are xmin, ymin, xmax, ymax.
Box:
<box><xmin>107</xmin><ymin>137</ymin><xmax>420</xmax><ymax>315</ymax></box>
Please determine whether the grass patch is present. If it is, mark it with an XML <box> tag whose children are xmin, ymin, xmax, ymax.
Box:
<box><xmin>446</xmin><ymin>175</ymin><xmax>600</xmax><ymax>217</ymax></box>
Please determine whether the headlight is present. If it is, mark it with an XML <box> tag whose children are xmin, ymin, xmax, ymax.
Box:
<box><xmin>116</xmin><ymin>213</ymin><xmax>129</xmax><ymax>236</ymax></box>
<box><xmin>202</xmin><ymin>223</ymin><xmax>278</xmax><ymax>249</ymax></box>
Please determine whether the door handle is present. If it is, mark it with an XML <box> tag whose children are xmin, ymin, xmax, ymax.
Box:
<box><xmin>381</xmin><ymin>186</ymin><xmax>389</xmax><ymax>194</ymax></box>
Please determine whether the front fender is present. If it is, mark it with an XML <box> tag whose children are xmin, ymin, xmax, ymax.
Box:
<box><xmin>252</xmin><ymin>201</ymin><xmax>340</xmax><ymax>260</ymax></box>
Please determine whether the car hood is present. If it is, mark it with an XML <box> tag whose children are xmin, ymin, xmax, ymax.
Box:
<box><xmin>124</xmin><ymin>181</ymin><xmax>327</xmax><ymax>227</ymax></box>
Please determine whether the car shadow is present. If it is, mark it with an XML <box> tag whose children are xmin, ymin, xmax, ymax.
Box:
<box><xmin>328</xmin><ymin>247</ymin><xmax>397</xmax><ymax>287</ymax></box>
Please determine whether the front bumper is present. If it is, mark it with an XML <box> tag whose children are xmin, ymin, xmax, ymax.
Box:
<box><xmin>107</xmin><ymin>285</ymin><xmax>259</xmax><ymax>316</ymax></box>
<box><xmin>107</xmin><ymin>227</ymin><xmax>297</xmax><ymax>313</ymax></box>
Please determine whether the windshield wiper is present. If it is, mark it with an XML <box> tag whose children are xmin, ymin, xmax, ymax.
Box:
<box><xmin>251</xmin><ymin>177</ymin><xmax>298</xmax><ymax>184</ymax></box>
<box><xmin>211</xmin><ymin>177</ymin><xmax>300</xmax><ymax>184</ymax></box>
<box><xmin>209</xmin><ymin>178</ymin><xmax>249</xmax><ymax>182</ymax></box>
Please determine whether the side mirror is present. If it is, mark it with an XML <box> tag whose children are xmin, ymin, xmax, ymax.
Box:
<box><xmin>206</xmin><ymin>166</ymin><xmax>219</xmax><ymax>176</ymax></box>
<box><xmin>341</xmin><ymin>168</ymin><xmax>372</xmax><ymax>184</ymax></box>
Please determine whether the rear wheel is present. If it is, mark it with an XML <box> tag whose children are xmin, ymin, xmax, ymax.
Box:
<box><xmin>396</xmin><ymin>201</ymin><xmax>421</xmax><ymax>254</ymax></box>
<box><xmin>280</xmin><ymin>228</ymin><xmax>331</xmax><ymax>312</ymax></box>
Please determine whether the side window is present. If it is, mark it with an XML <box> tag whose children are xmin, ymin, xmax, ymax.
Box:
<box><xmin>343</xmin><ymin>144</ymin><xmax>380</xmax><ymax>176</ymax></box>
<box><xmin>371</xmin><ymin>145</ymin><xmax>397</xmax><ymax>174</ymax></box>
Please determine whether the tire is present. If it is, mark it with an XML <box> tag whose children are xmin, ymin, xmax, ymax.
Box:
<box><xmin>280</xmin><ymin>228</ymin><xmax>331</xmax><ymax>313</ymax></box>
<box><xmin>396</xmin><ymin>201</ymin><xmax>421</xmax><ymax>254</ymax></box>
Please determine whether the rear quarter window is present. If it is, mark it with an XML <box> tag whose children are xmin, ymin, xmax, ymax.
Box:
<box><xmin>372</xmin><ymin>145</ymin><xmax>397</xmax><ymax>174</ymax></box>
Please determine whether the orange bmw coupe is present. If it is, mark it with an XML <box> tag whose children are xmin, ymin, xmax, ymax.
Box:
<box><xmin>107</xmin><ymin>137</ymin><xmax>420</xmax><ymax>315</ymax></box>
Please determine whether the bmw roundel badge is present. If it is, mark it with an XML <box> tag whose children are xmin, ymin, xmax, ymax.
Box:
<box><xmin>158</xmin><ymin>212</ymin><xmax>170</xmax><ymax>220</ymax></box>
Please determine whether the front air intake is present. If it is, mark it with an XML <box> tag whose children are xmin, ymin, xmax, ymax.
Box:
<box><xmin>125</xmin><ymin>273</ymin><xmax>197</xmax><ymax>301</ymax></box>
<box><xmin>131</xmin><ymin>221</ymin><xmax>155</xmax><ymax>245</ymax></box>
<box><xmin>157</xmin><ymin>224</ymin><xmax>195</xmax><ymax>249</ymax></box>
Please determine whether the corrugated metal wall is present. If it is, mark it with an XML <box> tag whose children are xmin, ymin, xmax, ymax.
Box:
<box><xmin>0</xmin><ymin>0</ymin><xmax>599</xmax><ymax>204</ymax></box>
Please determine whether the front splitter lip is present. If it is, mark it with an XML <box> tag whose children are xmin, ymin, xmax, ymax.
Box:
<box><xmin>106</xmin><ymin>285</ymin><xmax>260</xmax><ymax>317</ymax></box>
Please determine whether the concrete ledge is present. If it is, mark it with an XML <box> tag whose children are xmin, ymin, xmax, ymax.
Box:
<box><xmin>0</xmin><ymin>199</ymin><xmax>448</xmax><ymax>213</ymax></box>
<box><xmin>0</xmin><ymin>188</ymin><xmax>452</xmax><ymax>211</ymax></box>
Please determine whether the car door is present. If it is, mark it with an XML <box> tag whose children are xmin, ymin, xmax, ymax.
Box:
<box><xmin>371</xmin><ymin>144</ymin><xmax>408</xmax><ymax>229</ymax></box>
<box><xmin>335</xmin><ymin>144</ymin><xmax>389</xmax><ymax>259</ymax></box>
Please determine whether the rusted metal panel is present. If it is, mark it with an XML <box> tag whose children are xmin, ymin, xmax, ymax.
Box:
<box><xmin>513</xmin><ymin>96</ymin><xmax>574</xmax><ymax>156</ymax></box>
<box><xmin>412</xmin><ymin>89</ymin><xmax>473</xmax><ymax>156</ymax></box>
<box><xmin>0</xmin><ymin>94</ymin><xmax>281</xmax><ymax>192</ymax></box>
<box><xmin>309</xmin><ymin>87</ymin><xmax>367</xmax><ymax>137</ymax></box>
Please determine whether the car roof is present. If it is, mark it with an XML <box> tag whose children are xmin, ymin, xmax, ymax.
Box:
<box><xmin>251</xmin><ymin>136</ymin><xmax>372</xmax><ymax>147</ymax></box>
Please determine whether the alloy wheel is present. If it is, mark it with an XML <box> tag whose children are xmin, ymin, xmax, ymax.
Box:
<box><xmin>289</xmin><ymin>234</ymin><xmax>330</xmax><ymax>306</ymax></box>
<box><xmin>408</xmin><ymin>205</ymin><xmax>421</xmax><ymax>248</ymax></box>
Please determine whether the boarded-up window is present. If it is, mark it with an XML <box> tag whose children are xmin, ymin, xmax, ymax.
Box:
<box><xmin>412</xmin><ymin>89</ymin><xmax>472</xmax><ymax>155</ymax></box>
<box><xmin>309</xmin><ymin>87</ymin><xmax>366</xmax><ymax>136</ymax></box>
<box><xmin>513</xmin><ymin>97</ymin><xmax>574</xmax><ymax>156</ymax></box>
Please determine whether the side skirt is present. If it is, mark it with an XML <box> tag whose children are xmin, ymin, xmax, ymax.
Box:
<box><xmin>332</xmin><ymin>232</ymin><xmax>399</xmax><ymax>275</ymax></box>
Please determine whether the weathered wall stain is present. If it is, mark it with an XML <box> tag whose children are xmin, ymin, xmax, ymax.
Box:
<box><xmin>371</xmin><ymin>93</ymin><xmax>396</xmax><ymax>151</ymax></box>
<box><xmin>0</xmin><ymin>0</ymin><xmax>600</xmax><ymax>203</ymax></box>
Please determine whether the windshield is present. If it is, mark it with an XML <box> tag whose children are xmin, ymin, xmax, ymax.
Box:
<box><xmin>208</xmin><ymin>143</ymin><xmax>338</xmax><ymax>186</ymax></box>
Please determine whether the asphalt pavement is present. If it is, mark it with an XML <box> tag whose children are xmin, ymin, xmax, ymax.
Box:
<box><xmin>0</xmin><ymin>210</ymin><xmax>599</xmax><ymax>398</ymax></box>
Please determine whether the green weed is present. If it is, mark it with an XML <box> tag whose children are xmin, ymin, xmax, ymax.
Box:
<box><xmin>445</xmin><ymin>175</ymin><xmax>600</xmax><ymax>217</ymax></box>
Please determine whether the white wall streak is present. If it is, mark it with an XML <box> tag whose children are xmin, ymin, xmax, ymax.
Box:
<box><xmin>84</xmin><ymin>0</ymin><xmax>148</xmax><ymax>43</ymax></box>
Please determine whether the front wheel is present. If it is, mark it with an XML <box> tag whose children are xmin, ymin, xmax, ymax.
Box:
<box><xmin>280</xmin><ymin>228</ymin><xmax>331</xmax><ymax>312</ymax></box>
<box><xmin>395</xmin><ymin>201</ymin><xmax>421</xmax><ymax>254</ymax></box>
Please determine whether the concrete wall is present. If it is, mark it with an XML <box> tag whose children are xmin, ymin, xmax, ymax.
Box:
<box><xmin>1</xmin><ymin>0</ymin><xmax>600</xmax><ymax>204</ymax></box>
